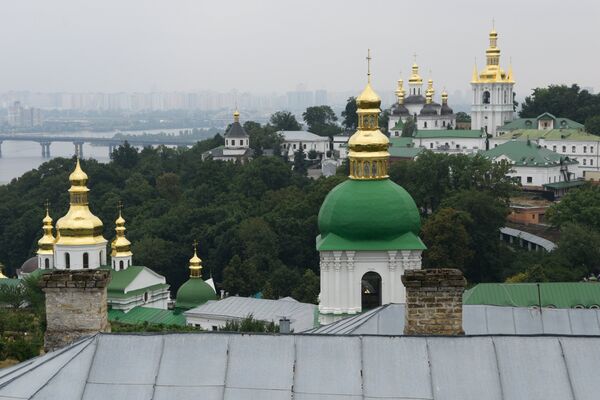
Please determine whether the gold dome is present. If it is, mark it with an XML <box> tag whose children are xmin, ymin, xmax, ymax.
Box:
<box><xmin>37</xmin><ymin>204</ymin><xmax>56</xmax><ymax>255</ymax></box>
<box><xmin>408</xmin><ymin>62</ymin><xmax>423</xmax><ymax>85</ymax></box>
<box><xmin>477</xmin><ymin>28</ymin><xmax>511</xmax><ymax>83</ymax></box>
<box><xmin>111</xmin><ymin>208</ymin><xmax>132</xmax><ymax>258</ymax></box>
<box><xmin>233</xmin><ymin>109</ymin><xmax>240</xmax><ymax>123</ymax></box>
<box><xmin>55</xmin><ymin>160</ymin><xmax>106</xmax><ymax>246</ymax></box>
<box><xmin>189</xmin><ymin>243</ymin><xmax>203</xmax><ymax>278</ymax></box>
<box><xmin>348</xmin><ymin>50</ymin><xmax>390</xmax><ymax>180</ymax></box>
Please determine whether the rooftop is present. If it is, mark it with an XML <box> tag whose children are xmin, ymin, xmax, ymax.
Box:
<box><xmin>278</xmin><ymin>130</ymin><xmax>329</xmax><ymax>142</ymax></box>
<box><xmin>497</xmin><ymin>128</ymin><xmax>599</xmax><ymax>142</ymax></box>
<box><xmin>2</xmin><ymin>332</ymin><xmax>600</xmax><ymax>399</ymax></box>
<box><xmin>500</xmin><ymin>114</ymin><xmax>584</xmax><ymax>132</ymax></box>
<box><xmin>482</xmin><ymin>140</ymin><xmax>578</xmax><ymax>167</ymax></box>
<box><xmin>413</xmin><ymin>129</ymin><xmax>485</xmax><ymax>139</ymax></box>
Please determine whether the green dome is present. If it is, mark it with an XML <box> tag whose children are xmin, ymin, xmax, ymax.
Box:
<box><xmin>175</xmin><ymin>278</ymin><xmax>217</xmax><ymax>310</ymax></box>
<box><xmin>317</xmin><ymin>179</ymin><xmax>425</xmax><ymax>251</ymax></box>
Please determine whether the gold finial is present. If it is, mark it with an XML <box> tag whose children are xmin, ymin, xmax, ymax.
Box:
<box><xmin>112</xmin><ymin>200</ymin><xmax>132</xmax><ymax>259</ymax></box>
<box><xmin>37</xmin><ymin>201</ymin><xmax>56</xmax><ymax>255</ymax></box>
<box><xmin>366</xmin><ymin>49</ymin><xmax>372</xmax><ymax>83</ymax></box>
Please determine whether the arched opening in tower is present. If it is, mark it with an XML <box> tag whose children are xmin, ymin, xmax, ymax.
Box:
<box><xmin>361</xmin><ymin>271</ymin><xmax>382</xmax><ymax>310</ymax></box>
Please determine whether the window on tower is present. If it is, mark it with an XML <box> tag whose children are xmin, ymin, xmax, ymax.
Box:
<box><xmin>483</xmin><ymin>91</ymin><xmax>491</xmax><ymax>104</ymax></box>
<box><xmin>83</xmin><ymin>253</ymin><xmax>89</xmax><ymax>269</ymax></box>
<box><xmin>65</xmin><ymin>253</ymin><xmax>70</xmax><ymax>269</ymax></box>
<box><xmin>45</xmin><ymin>258</ymin><xmax>50</xmax><ymax>269</ymax></box>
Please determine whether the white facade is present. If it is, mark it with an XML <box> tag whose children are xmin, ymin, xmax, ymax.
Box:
<box><xmin>471</xmin><ymin>82</ymin><xmax>515</xmax><ymax>136</ymax></box>
<box><xmin>223</xmin><ymin>137</ymin><xmax>250</xmax><ymax>156</ymax></box>
<box><xmin>37</xmin><ymin>253</ymin><xmax>54</xmax><ymax>270</ymax></box>
<box><xmin>492</xmin><ymin>155</ymin><xmax>575</xmax><ymax>187</ymax></box>
<box><xmin>332</xmin><ymin>135</ymin><xmax>349</xmax><ymax>159</ymax></box>
<box><xmin>53</xmin><ymin>242</ymin><xmax>107</xmax><ymax>270</ymax></box>
<box><xmin>111</xmin><ymin>254</ymin><xmax>132</xmax><ymax>271</ymax></box>
<box><xmin>108</xmin><ymin>268</ymin><xmax>170</xmax><ymax>312</ymax></box>
<box><xmin>279</xmin><ymin>130</ymin><xmax>330</xmax><ymax>159</ymax></box>
<box><xmin>414</xmin><ymin>135</ymin><xmax>487</xmax><ymax>154</ymax></box>
<box><xmin>318</xmin><ymin>250</ymin><xmax>422</xmax><ymax>325</ymax></box>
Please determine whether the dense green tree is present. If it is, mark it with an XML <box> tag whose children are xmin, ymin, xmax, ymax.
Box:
<box><xmin>291</xmin><ymin>269</ymin><xmax>321</xmax><ymax>304</ymax></box>
<box><xmin>584</xmin><ymin>115</ymin><xmax>600</xmax><ymax>136</ymax></box>
<box><xmin>269</xmin><ymin>111</ymin><xmax>302</xmax><ymax>131</ymax></box>
<box><xmin>379</xmin><ymin>109</ymin><xmax>390</xmax><ymax>134</ymax></box>
<box><xmin>156</xmin><ymin>172</ymin><xmax>181</xmax><ymax>202</ymax></box>
<box><xmin>455</xmin><ymin>112</ymin><xmax>471</xmax><ymax>123</ymax></box>
<box><xmin>546</xmin><ymin>185</ymin><xmax>600</xmax><ymax>231</ymax></box>
<box><xmin>222</xmin><ymin>255</ymin><xmax>261</xmax><ymax>297</ymax></box>
<box><xmin>111</xmin><ymin>141</ymin><xmax>139</xmax><ymax>169</ymax></box>
<box><xmin>293</xmin><ymin>146</ymin><xmax>308</xmax><ymax>176</ymax></box>
<box><xmin>302</xmin><ymin>105</ymin><xmax>341</xmax><ymax>137</ymax></box>
<box><xmin>341</xmin><ymin>97</ymin><xmax>358</xmax><ymax>130</ymax></box>
<box><xmin>401</xmin><ymin>116</ymin><xmax>416</xmax><ymax>137</ymax></box>
<box><xmin>221</xmin><ymin>315</ymin><xmax>279</xmax><ymax>333</ymax></box>
<box><xmin>243</xmin><ymin>121</ymin><xmax>283</xmax><ymax>155</ymax></box>
<box><xmin>421</xmin><ymin>208</ymin><xmax>473</xmax><ymax>271</ymax></box>
<box><xmin>519</xmin><ymin>84</ymin><xmax>600</xmax><ymax>123</ymax></box>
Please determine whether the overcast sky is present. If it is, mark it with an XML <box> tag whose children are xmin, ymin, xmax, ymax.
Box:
<box><xmin>1</xmin><ymin>0</ymin><xmax>598</xmax><ymax>97</ymax></box>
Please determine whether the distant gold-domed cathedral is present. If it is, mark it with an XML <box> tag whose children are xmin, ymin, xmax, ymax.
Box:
<box><xmin>388</xmin><ymin>58</ymin><xmax>456</xmax><ymax>135</ymax></box>
<box><xmin>471</xmin><ymin>26</ymin><xmax>515</xmax><ymax>136</ymax></box>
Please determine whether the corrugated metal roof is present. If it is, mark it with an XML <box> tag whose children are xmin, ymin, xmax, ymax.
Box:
<box><xmin>2</xmin><ymin>332</ymin><xmax>600</xmax><ymax>399</ymax></box>
<box><xmin>278</xmin><ymin>131</ymin><xmax>329</xmax><ymax>142</ymax></box>
<box><xmin>464</xmin><ymin>282</ymin><xmax>600</xmax><ymax>308</ymax></box>
<box><xmin>500</xmin><ymin>227</ymin><xmax>557</xmax><ymax>251</ymax></box>
<box><xmin>184</xmin><ymin>296</ymin><xmax>317</xmax><ymax>332</ymax></box>
<box><xmin>108</xmin><ymin>307</ymin><xmax>186</xmax><ymax>326</ymax></box>
<box><xmin>306</xmin><ymin>304</ymin><xmax>600</xmax><ymax>335</ymax></box>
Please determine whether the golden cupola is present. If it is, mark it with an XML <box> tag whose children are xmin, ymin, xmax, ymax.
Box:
<box><xmin>347</xmin><ymin>50</ymin><xmax>389</xmax><ymax>180</ymax></box>
<box><xmin>55</xmin><ymin>159</ymin><xmax>106</xmax><ymax>246</ymax></box>
<box><xmin>111</xmin><ymin>208</ymin><xmax>132</xmax><ymax>258</ymax></box>
<box><xmin>408</xmin><ymin>61</ymin><xmax>423</xmax><ymax>85</ymax></box>
<box><xmin>395</xmin><ymin>79</ymin><xmax>406</xmax><ymax>104</ymax></box>
<box><xmin>37</xmin><ymin>203</ymin><xmax>56</xmax><ymax>255</ymax></box>
<box><xmin>475</xmin><ymin>28</ymin><xmax>513</xmax><ymax>83</ymax></box>
<box><xmin>425</xmin><ymin>78</ymin><xmax>434</xmax><ymax>104</ymax></box>
<box><xmin>441</xmin><ymin>90</ymin><xmax>449</xmax><ymax>104</ymax></box>
<box><xmin>188</xmin><ymin>243</ymin><xmax>203</xmax><ymax>278</ymax></box>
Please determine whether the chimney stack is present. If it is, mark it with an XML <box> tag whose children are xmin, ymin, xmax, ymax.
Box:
<box><xmin>401</xmin><ymin>268</ymin><xmax>466</xmax><ymax>335</ymax></box>
<box><xmin>40</xmin><ymin>270</ymin><xmax>111</xmax><ymax>351</ymax></box>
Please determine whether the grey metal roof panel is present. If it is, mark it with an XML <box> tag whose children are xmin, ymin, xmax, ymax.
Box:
<box><xmin>495</xmin><ymin>336</ymin><xmax>576</xmax><ymax>400</ymax></box>
<box><xmin>512</xmin><ymin>307</ymin><xmax>544</xmax><ymax>334</ymax></box>
<box><xmin>224</xmin><ymin>122</ymin><xmax>248</xmax><ymax>138</ymax></box>
<box><xmin>560</xmin><ymin>337</ymin><xmax>600</xmax><ymax>400</ymax></box>
<box><xmin>82</xmin><ymin>384</ymin><xmax>154</xmax><ymax>400</ymax></box>
<box><xmin>485</xmin><ymin>306</ymin><xmax>517</xmax><ymax>334</ymax></box>
<box><xmin>154</xmin><ymin>386</ymin><xmax>224</xmax><ymax>400</ymax></box>
<box><xmin>567</xmin><ymin>308</ymin><xmax>600</xmax><ymax>335</ymax></box>
<box><xmin>429</xmin><ymin>337</ymin><xmax>503</xmax><ymax>400</ymax></box>
<box><xmin>362</xmin><ymin>336</ymin><xmax>432</xmax><ymax>400</ymax></box>
<box><xmin>88</xmin><ymin>335</ymin><xmax>163</xmax><ymax>385</ymax></box>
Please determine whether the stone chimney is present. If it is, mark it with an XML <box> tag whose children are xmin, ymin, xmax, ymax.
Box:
<box><xmin>40</xmin><ymin>270</ymin><xmax>111</xmax><ymax>351</ymax></box>
<box><xmin>401</xmin><ymin>268</ymin><xmax>466</xmax><ymax>335</ymax></box>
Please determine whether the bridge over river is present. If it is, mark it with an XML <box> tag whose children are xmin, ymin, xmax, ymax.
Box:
<box><xmin>0</xmin><ymin>134</ymin><xmax>200</xmax><ymax>158</ymax></box>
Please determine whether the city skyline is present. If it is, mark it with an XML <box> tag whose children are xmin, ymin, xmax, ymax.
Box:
<box><xmin>1</xmin><ymin>0</ymin><xmax>598</xmax><ymax>96</ymax></box>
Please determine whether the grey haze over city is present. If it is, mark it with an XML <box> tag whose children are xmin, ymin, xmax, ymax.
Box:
<box><xmin>1</xmin><ymin>0</ymin><xmax>598</xmax><ymax>98</ymax></box>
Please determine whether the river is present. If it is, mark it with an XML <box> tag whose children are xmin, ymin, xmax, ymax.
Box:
<box><xmin>0</xmin><ymin>128</ymin><xmax>211</xmax><ymax>185</ymax></box>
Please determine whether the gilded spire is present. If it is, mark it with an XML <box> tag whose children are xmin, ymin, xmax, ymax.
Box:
<box><xmin>408</xmin><ymin>53</ymin><xmax>423</xmax><ymax>85</ymax></box>
<box><xmin>476</xmin><ymin>26</ymin><xmax>511</xmax><ymax>83</ymax></box>
<box><xmin>37</xmin><ymin>201</ymin><xmax>55</xmax><ymax>255</ymax></box>
<box><xmin>425</xmin><ymin>78</ymin><xmax>434</xmax><ymax>104</ymax></box>
<box><xmin>347</xmin><ymin>50</ymin><xmax>390</xmax><ymax>180</ymax></box>
<box><xmin>111</xmin><ymin>202</ymin><xmax>132</xmax><ymax>258</ymax></box>
<box><xmin>471</xmin><ymin>61</ymin><xmax>479</xmax><ymax>83</ymax></box>
<box><xmin>441</xmin><ymin>89</ymin><xmax>448</xmax><ymax>104</ymax></box>
<box><xmin>233</xmin><ymin>109</ymin><xmax>240</xmax><ymax>123</ymax></box>
<box><xmin>189</xmin><ymin>241</ymin><xmax>202</xmax><ymax>278</ymax></box>
<box><xmin>55</xmin><ymin>159</ymin><xmax>106</xmax><ymax>246</ymax></box>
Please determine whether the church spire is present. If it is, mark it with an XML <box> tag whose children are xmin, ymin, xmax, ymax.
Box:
<box><xmin>395</xmin><ymin>78</ymin><xmax>405</xmax><ymax>104</ymax></box>
<box><xmin>37</xmin><ymin>201</ymin><xmax>55</xmax><ymax>256</ymax></box>
<box><xmin>347</xmin><ymin>50</ymin><xmax>390</xmax><ymax>180</ymax></box>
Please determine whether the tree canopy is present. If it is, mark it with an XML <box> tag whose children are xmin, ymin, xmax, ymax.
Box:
<box><xmin>341</xmin><ymin>97</ymin><xmax>358</xmax><ymax>130</ymax></box>
<box><xmin>269</xmin><ymin>111</ymin><xmax>302</xmax><ymax>131</ymax></box>
<box><xmin>519</xmin><ymin>84</ymin><xmax>600</xmax><ymax>123</ymax></box>
<box><xmin>302</xmin><ymin>106</ymin><xmax>341</xmax><ymax>137</ymax></box>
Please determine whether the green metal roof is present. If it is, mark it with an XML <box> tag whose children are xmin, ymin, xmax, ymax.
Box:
<box><xmin>413</xmin><ymin>129</ymin><xmax>485</xmax><ymax>139</ymax></box>
<box><xmin>389</xmin><ymin>146</ymin><xmax>424</xmax><ymax>159</ymax></box>
<box><xmin>500</xmin><ymin>114</ymin><xmax>584</xmax><ymax>131</ymax></box>
<box><xmin>108</xmin><ymin>283</ymin><xmax>170</xmax><ymax>299</ymax></box>
<box><xmin>175</xmin><ymin>278</ymin><xmax>217</xmax><ymax>309</ymax></box>
<box><xmin>543</xmin><ymin>180</ymin><xmax>587</xmax><ymax>190</ymax></box>
<box><xmin>105</xmin><ymin>265</ymin><xmax>144</xmax><ymax>293</ymax></box>
<box><xmin>463</xmin><ymin>282</ymin><xmax>600</xmax><ymax>308</ymax></box>
<box><xmin>389</xmin><ymin>137</ymin><xmax>414</xmax><ymax>147</ymax></box>
<box><xmin>482</xmin><ymin>140</ymin><xmax>578</xmax><ymax>167</ymax></box>
<box><xmin>498</xmin><ymin>129</ymin><xmax>599</xmax><ymax>142</ymax></box>
<box><xmin>108</xmin><ymin>306</ymin><xmax>186</xmax><ymax>326</ymax></box>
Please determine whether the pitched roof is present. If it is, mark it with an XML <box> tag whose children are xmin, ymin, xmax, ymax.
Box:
<box><xmin>497</xmin><ymin>128</ymin><xmax>599</xmax><ymax>142</ymax></box>
<box><xmin>464</xmin><ymin>282</ymin><xmax>600</xmax><ymax>308</ymax></box>
<box><xmin>3</xmin><ymin>332</ymin><xmax>600</xmax><ymax>399</ymax></box>
<box><xmin>224</xmin><ymin>121</ymin><xmax>248</xmax><ymax>139</ymax></box>
<box><xmin>482</xmin><ymin>140</ymin><xmax>578</xmax><ymax>167</ymax></box>
<box><xmin>278</xmin><ymin>130</ymin><xmax>329</xmax><ymax>142</ymax></box>
<box><xmin>307</xmin><ymin>303</ymin><xmax>600</xmax><ymax>335</ymax></box>
<box><xmin>413</xmin><ymin>129</ymin><xmax>485</xmax><ymax>139</ymax></box>
<box><xmin>109</xmin><ymin>307</ymin><xmax>186</xmax><ymax>326</ymax></box>
<box><xmin>500</xmin><ymin>115</ymin><xmax>584</xmax><ymax>131</ymax></box>
<box><xmin>184</xmin><ymin>296</ymin><xmax>317</xmax><ymax>332</ymax></box>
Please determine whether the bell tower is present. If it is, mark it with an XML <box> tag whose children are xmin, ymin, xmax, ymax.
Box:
<box><xmin>470</xmin><ymin>26</ymin><xmax>515</xmax><ymax>136</ymax></box>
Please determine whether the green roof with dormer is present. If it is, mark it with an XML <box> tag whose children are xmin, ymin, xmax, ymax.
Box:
<box><xmin>497</xmin><ymin>128</ymin><xmax>600</xmax><ymax>142</ymax></box>
<box><xmin>317</xmin><ymin>179</ymin><xmax>425</xmax><ymax>251</ymax></box>
<box><xmin>482</xmin><ymin>140</ymin><xmax>578</xmax><ymax>168</ymax></box>
<box><xmin>413</xmin><ymin>129</ymin><xmax>485</xmax><ymax>139</ymax></box>
<box><xmin>500</xmin><ymin>114</ymin><xmax>584</xmax><ymax>132</ymax></box>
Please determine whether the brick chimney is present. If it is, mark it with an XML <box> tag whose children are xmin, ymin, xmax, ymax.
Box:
<box><xmin>40</xmin><ymin>270</ymin><xmax>111</xmax><ymax>351</ymax></box>
<box><xmin>401</xmin><ymin>268</ymin><xmax>466</xmax><ymax>335</ymax></box>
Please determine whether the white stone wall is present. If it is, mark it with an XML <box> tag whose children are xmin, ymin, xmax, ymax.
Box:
<box><xmin>318</xmin><ymin>250</ymin><xmax>422</xmax><ymax>318</ymax></box>
<box><xmin>54</xmin><ymin>242</ymin><xmax>107</xmax><ymax>270</ymax></box>
<box><xmin>111</xmin><ymin>255</ymin><xmax>132</xmax><ymax>270</ymax></box>
<box><xmin>415</xmin><ymin>137</ymin><xmax>486</xmax><ymax>154</ymax></box>
<box><xmin>38</xmin><ymin>254</ymin><xmax>54</xmax><ymax>270</ymax></box>
<box><xmin>283</xmin><ymin>139</ymin><xmax>330</xmax><ymax>159</ymax></box>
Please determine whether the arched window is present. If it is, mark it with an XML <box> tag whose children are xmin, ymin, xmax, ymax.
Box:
<box><xmin>44</xmin><ymin>258</ymin><xmax>50</xmax><ymax>269</ymax></box>
<box><xmin>143</xmin><ymin>292</ymin><xmax>149</xmax><ymax>302</ymax></box>
<box><xmin>65</xmin><ymin>253</ymin><xmax>70</xmax><ymax>269</ymax></box>
<box><xmin>361</xmin><ymin>272</ymin><xmax>382</xmax><ymax>310</ymax></box>
<box><xmin>482</xmin><ymin>91</ymin><xmax>491</xmax><ymax>104</ymax></box>
<box><xmin>424</xmin><ymin>121</ymin><xmax>428</xmax><ymax>128</ymax></box>
<box><xmin>119</xmin><ymin>260</ymin><xmax>124</xmax><ymax>270</ymax></box>
<box><xmin>83</xmin><ymin>253</ymin><xmax>89</xmax><ymax>269</ymax></box>
<box><xmin>99</xmin><ymin>251</ymin><xmax>103</xmax><ymax>265</ymax></box>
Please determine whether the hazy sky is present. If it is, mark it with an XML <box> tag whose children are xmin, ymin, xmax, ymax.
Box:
<box><xmin>1</xmin><ymin>0</ymin><xmax>598</xmax><ymax>97</ymax></box>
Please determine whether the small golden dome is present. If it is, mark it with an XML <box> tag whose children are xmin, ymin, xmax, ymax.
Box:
<box><xmin>55</xmin><ymin>160</ymin><xmax>106</xmax><ymax>246</ymax></box>
<box><xmin>356</xmin><ymin>82</ymin><xmax>381</xmax><ymax>109</ymax></box>
<box><xmin>233</xmin><ymin>110</ymin><xmax>240</xmax><ymax>123</ymax></box>
<box><xmin>189</xmin><ymin>243</ymin><xmax>203</xmax><ymax>278</ymax></box>
<box><xmin>111</xmin><ymin>208</ymin><xmax>132</xmax><ymax>258</ymax></box>
<box><xmin>37</xmin><ymin>206</ymin><xmax>56</xmax><ymax>255</ymax></box>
